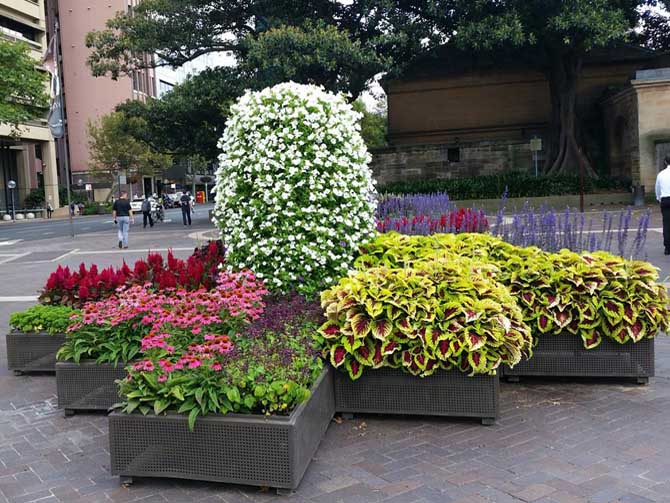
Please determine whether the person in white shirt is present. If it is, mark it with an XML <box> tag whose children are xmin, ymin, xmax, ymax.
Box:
<box><xmin>655</xmin><ymin>155</ymin><xmax>670</xmax><ymax>255</ymax></box>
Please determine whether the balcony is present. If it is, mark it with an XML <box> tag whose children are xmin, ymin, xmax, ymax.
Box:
<box><xmin>0</xmin><ymin>0</ymin><xmax>42</xmax><ymax>23</ymax></box>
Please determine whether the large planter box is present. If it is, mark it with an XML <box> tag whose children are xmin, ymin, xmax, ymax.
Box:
<box><xmin>109</xmin><ymin>367</ymin><xmax>334</xmax><ymax>493</ymax></box>
<box><xmin>504</xmin><ymin>334</ymin><xmax>654</xmax><ymax>384</ymax></box>
<box><xmin>333</xmin><ymin>367</ymin><xmax>499</xmax><ymax>425</ymax></box>
<box><xmin>56</xmin><ymin>361</ymin><xmax>128</xmax><ymax>415</ymax></box>
<box><xmin>6</xmin><ymin>331</ymin><xmax>66</xmax><ymax>374</ymax></box>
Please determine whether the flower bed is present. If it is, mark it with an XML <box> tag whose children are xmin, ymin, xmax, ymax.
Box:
<box><xmin>40</xmin><ymin>241</ymin><xmax>226</xmax><ymax>307</ymax></box>
<box><xmin>317</xmin><ymin>255</ymin><xmax>531</xmax><ymax>422</ymax></box>
<box><xmin>109</xmin><ymin>367</ymin><xmax>334</xmax><ymax>492</ymax></box>
<box><xmin>355</xmin><ymin>233</ymin><xmax>670</xmax><ymax>381</ymax></box>
<box><xmin>6</xmin><ymin>305</ymin><xmax>76</xmax><ymax>374</ymax></box>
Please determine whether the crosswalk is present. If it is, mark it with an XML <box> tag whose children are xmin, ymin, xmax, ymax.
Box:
<box><xmin>0</xmin><ymin>239</ymin><xmax>23</xmax><ymax>246</ymax></box>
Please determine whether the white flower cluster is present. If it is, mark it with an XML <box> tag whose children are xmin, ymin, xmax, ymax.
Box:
<box><xmin>213</xmin><ymin>82</ymin><xmax>378</xmax><ymax>295</ymax></box>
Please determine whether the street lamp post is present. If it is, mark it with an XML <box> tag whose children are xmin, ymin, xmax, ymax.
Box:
<box><xmin>7</xmin><ymin>180</ymin><xmax>16</xmax><ymax>222</ymax></box>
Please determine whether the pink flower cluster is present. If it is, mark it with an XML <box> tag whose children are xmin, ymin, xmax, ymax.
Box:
<box><xmin>69</xmin><ymin>271</ymin><xmax>268</xmax><ymax>354</ymax></box>
<box><xmin>133</xmin><ymin>334</ymin><xmax>234</xmax><ymax>382</ymax></box>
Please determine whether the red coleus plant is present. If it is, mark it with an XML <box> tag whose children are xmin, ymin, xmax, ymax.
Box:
<box><xmin>39</xmin><ymin>241</ymin><xmax>226</xmax><ymax>307</ymax></box>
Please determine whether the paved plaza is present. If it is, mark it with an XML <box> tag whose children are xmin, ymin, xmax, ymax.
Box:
<box><xmin>1</xmin><ymin>205</ymin><xmax>670</xmax><ymax>503</ymax></box>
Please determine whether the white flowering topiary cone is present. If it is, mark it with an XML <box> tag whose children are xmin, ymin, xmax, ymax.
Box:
<box><xmin>213</xmin><ymin>82</ymin><xmax>378</xmax><ymax>296</ymax></box>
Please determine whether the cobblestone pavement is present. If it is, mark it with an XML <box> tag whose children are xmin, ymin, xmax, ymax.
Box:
<box><xmin>2</xmin><ymin>206</ymin><xmax>670</xmax><ymax>502</ymax></box>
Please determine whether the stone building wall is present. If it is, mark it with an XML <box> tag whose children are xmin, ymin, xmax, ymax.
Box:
<box><xmin>602</xmin><ymin>88</ymin><xmax>640</xmax><ymax>183</ymax></box>
<box><xmin>370</xmin><ymin>140</ymin><xmax>537</xmax><ymax>186</ymax></box>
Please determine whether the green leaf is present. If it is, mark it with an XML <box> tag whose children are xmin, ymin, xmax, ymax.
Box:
<box><xmin>188</xmin><ymin>407</ymin><xmax>199</xmax><ymax>431</ymax></box>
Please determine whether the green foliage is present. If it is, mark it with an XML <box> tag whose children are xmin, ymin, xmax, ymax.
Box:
<box><xmin>318</xmin><ymin>256</ymin><xmax>532</xmax><ymax>379</ymax></box>
<box><xmin>379</xmin><ymin>172</ymin><xmax>631</xmax><ymax>199</ymax></box>
<box><xmin>0</xmin><ymin>39</ymin><xmax>49</xmax><ymax>133</ymax></box>
<box><xmin>353</xmin><ymin>100</ymin><xmax>387</xmax><ymax>150</ymax></box>
<box><xmin>242</xmin><ymin>21</ymin><xmax>388</xmax><ymax>99</ymax></box>
<box><xmin>9</xmin><ymin>305</ymin><xmax>77</xmax><ymax>335</ymax></box>
<box><xmin>116</xmin><ymin>67</ymin><xmax>246</xmax><ymax>161</ymax></box>
<box><xmin>87</xmin><ymin>112</ymin><xmax>172</xmax><ymax>196</ymax></box>
<box><xmin>56</xmin><ymin>319</ymin><xmax>147</xmax><ymax>365</ymax></box>
<box><xmin>355</xmin><ymin>233</ymin><xmax>670</xmax><ymax>349</ymax></box>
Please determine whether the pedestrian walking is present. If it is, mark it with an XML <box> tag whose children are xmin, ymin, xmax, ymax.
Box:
<box><xmin>180</xmin><ymin>191</ymin><xmax>192</xmax><ymax>226</ymax></box>
<box><xmin>655</xmin><ymin>155</ymin><xmax>670</xmax><ymax>255</ymax></box>
<box><xmin>69</xmin><ymin>201</ymin><xmax>75</xmax><ymax>216</ymax></box>
<box><xmin>46</xmin><ymin>202</ymin><xmax>53</xmax><ymax>219</ymax></box>
<box><xmin>141</xmin><ymin>197</ymin><xmax>154</xmax><ymax>228</ymax></box>
<box><xmin>112</xmin><ymin>191</ymin><xmax>134</xmax><ymax>249</ymax></box>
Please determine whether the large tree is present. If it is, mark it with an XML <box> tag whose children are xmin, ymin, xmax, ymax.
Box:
<box><xmin>116</xmin><ymin>67</ymin><xmax>246</xmax><ymax>160</ymax></box>
<box><xmin>0</xmin><ymin>39</ymin><xmax>49</xmax><ymax>133</ymax></box>
<box><xmin>403</xmin><ymin>0</ymin><xmax>668</xmax><ymax>176</ymax></box>
<box><xmin>87</xmin><ymin>112</ymin><xmax>172</xmax><ymax>200</ymax></box>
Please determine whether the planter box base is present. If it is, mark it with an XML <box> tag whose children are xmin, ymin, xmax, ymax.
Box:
<box><xmin>333</xmin><ymin>367</ymin><xmax>499</xmax><ymax>425</ymax></box>
<box><xmin>56</xmin><ymin>361</ymin><xmax>128</xmax><ymax>415</ymax></box>
<box><xmin>504</xmin><ymin>335</ymin><xmax>655</xmax><ymax>383</ymax></box>
<box><xmin>110</xmin><ymin>367</ymin><xmax>334</xmax><ymax>492</ymax></box>
<box><xmin>6</xmin><ymin>331</ymin><xmax>66</xmax><ymax>373</ymax></box>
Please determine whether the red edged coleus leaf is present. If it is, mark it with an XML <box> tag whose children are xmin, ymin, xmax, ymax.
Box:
<box><xmin>566</xmin><ymin>319</ymin><xmax>580</xmax><ymax>335</ymax></box>
<box><xmin>371</xmin><ymin>342</ymin><xmax>385</xmax><ymax>368</ymax></box>
<box><xmin>413</xmin><ymin>352</ymin><xmax>428</xmax><ymax>371</ymax></box>
<box><xmin>612</xmin><ymin>326</ymin><xmax>630</xmax><ymax>344</ymax></box>
<box><xmin>536</xmin><ymin>313</ymin><xmax>553</xmax><ymax>333</ymax></box>
<box><xmin>441</xmin><ymin>303</ymin><xmax>461</xmax><ymax>320</ymax></box>
<box><xmin>467</xmin><ymin>351</ymin><xmax>487</xmax><ymax>373</ymax></box>
<box><xmin>319</xmin><ymin>321</ymin><xmax>341</xmax><ymax>339</ymax></box>
<box><xmin>385</xmin><ymin>304</ymin><xmax>402</xmax><ymax>320</ymax></box>
<box><xmin>381</xmin><ymin>340</ymin><xmax>400</xmax><ymax>356</ymax></box>
<box><xmin>329</xmin><ymin>345</ymin><xmax>347</xmax><ymax>368</ymax></box>
<box><xmin>396</xmin><ymin>317</ymin><xmax>414</xmax><ymax>334</ymax></box>
<box><xmin>401</xmin><ymin>350</ymin><xmax>413</xmax><ymax>367</ymax></box>
<box><xmin>436</xmin><ymin>339</ymin><xmax>451</xmax><ymax>360</ymax></box>
<box><xmin>601</xmin><ymin>300</ymin><xmax>624</xmax><ymax>323</ymax></box>
<box><xmin>424</xmin><ymin>328</ymin><xmax>448</xmax><ymax>350</ymax></box>
<box><xmin>341</xmin><ymin>334</ymin><xmax>363</xmax><ymax>353</ymax></box>
<box><xmin>450</xmin><ymin>338</ymin><xmax>464</xmax><ymax>357</ymax></box>
<box><xmin>553</xmin><ymin>309</ymin><xmax>572</xmax><ymax>329</ymax></box>
<box><xmin>353</xmin><ymin>343</ymin><xmax>373</xmax><ymax>366</ymax></box>
<box><xmin>464</xmin><ymin>309</ymin><xmax>483</xmax><ymax>323</ymax></box>
<box><xmin>622</xmin><ymin>305</ymin><xmax>635</xmax><ymax>324</ymax></box>
<box><xmin>581</xmin><ymin>330</ymin><xmax>602</xmax><ymax>350</ymax></box>
<box><xmin>546</xmin><ymin>295</ymin><xmax>560</xmax><ymax>309</ymax></box>
<box><xmin>627</xmin><ymin>319</ymin><xmax>646</xmax><ymax>342</ymax></box>
<box><xmin>364</xmin><ymin>299</ymin><xmax>384</xmax><ymax>318</ymax></box>
<box><xmin>633</xmin><ymin>264</ymin><xmax>657</xmax><ymax>278</ymax></box>
<box><xmin>466</xmin><ymin>332</ymin><xmax>486</xmax><ymax>351</ymax></box>
<box><xmin>520</xmin><ymin>290</ymin><xmax>535</xmax><ymax>307</ymax></box>
<box><xmin>345</xmin><ymin>358</ymin><xmax>364</xmax><ymax>380</ymax></box>
<box><xmin>370</xmin><ymin>319</ymin><xmax>393</xmax><ymax>341</ymax></box>
<box><xmin>350</xmin><ymin>313</ymin><xmax>372</xmax><ymax>339</ymax></box>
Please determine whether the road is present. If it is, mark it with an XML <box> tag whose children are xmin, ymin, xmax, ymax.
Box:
<box><xmin>0</xmin><ymin>204</ymin><xmax>214</xmax><ymax>243</ymax></box>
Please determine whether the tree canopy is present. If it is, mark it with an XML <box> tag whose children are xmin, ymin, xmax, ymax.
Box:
<box><xmin>0</xmin><ymin>39</ymin><xmax>49</xmax><ymax>133</ymax></box>
<box><xmin>116</xmin><ymin>67</ymin><xmax>245</xmax><ymax>160</ymax></box>
<box><xmin>87</xmin><ymin>112</ymin><xmax>172</xmax><ymax>200</ymax></box>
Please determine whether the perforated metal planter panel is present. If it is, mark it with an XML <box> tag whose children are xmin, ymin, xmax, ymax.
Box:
<box><xmin>6</xmin><ymin>331</ymin><xmax>65</xmax><ymax>372</ymax></box>
<box><xmin>505</xmin><ymin>334</ymin><xmax>655</xmax><ymax>378</ymax></box>
<box><xmin>56</xmin><ymin>361</ymin><xmax>128</xmax><ymax>411</ymax></box>
<box><xmin>333</xmin><ymin>367</ymin><xmax>499</xmax><ymax>420</ymax></box>
<box><xmin>109</xmin><ymin>368</ymin><xmax>334</xmax><ymax>490</ymax></box>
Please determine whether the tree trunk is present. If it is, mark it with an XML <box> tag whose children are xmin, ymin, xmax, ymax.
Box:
<box><xmin>544</xmin><ymin>52</ymin><xmax>597</xmax><ymax>178</ymax></box>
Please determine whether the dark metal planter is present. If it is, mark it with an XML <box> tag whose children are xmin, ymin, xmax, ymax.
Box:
<box><xmin>504</xmin><ymin>334</ymin><xmax>655</xmax><ymax>384</ymax></box>
<box><xmin>56</xmin><ymin>361</ymin><xmax>128</xmax><ymax>416</ymax></box>
<box><xmin>109</xmin><ymin>367</ymin><xmax>334</xmax><ymax>493</ymax></box>
<box><xmin>6</xmin><ymin>331</ymin><xmax>66</xmax><ymax>374</ymax></box>
<box><xmin>333</xmin><ymin>367</ymin><xmax>499</xmax><ymax>425</ymax></box>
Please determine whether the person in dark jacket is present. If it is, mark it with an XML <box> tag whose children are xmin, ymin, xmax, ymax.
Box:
<box><xmin>180</xmin><ymin>192</ymin><xmax>192</xmax><ymax>226</ymax></box>
<box><xmin>141</xmin><ymin>197</ymin><xmax>154</xmax><ymax>228</ymax></box>
<box><xmin>112</xmin><ymin>191</ymin><xmax>134</xmax><ymax>249</ymax></box>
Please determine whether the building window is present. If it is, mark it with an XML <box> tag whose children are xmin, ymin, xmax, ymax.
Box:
<box><xmin>158</xmin><ymin>80</ymin><xmax>174</xmax><ymax>95</ymax></box>
<box><xmin>0</xmin><ymin>15</ymin><xmax>38</xmax><ymax>42</ymax></box>
<box><xmin>448</xmin><ymin>147</ymin><xmax>461</xmax><ymax>163</ymax></box>
<box><xmin>132</xmin><ymin>71</ymin><xmax>140</xmax><ymax>92</ymax></box>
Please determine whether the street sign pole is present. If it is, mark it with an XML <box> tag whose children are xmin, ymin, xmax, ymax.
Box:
<box><xmin>7</xmin><ymin>180</ymin><xmax>16</xmax><ymax>222</ymax></box>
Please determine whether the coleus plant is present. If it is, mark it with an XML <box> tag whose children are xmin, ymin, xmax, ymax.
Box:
<box><xmin>355</xmin><ymin>232</ymin><xmax>670</xmax><ymax>349</ymax></box>
<box><xmin>318</xmin><ymin>257</ymin><xmax>533</xmax><ymax>379</ymax></box>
